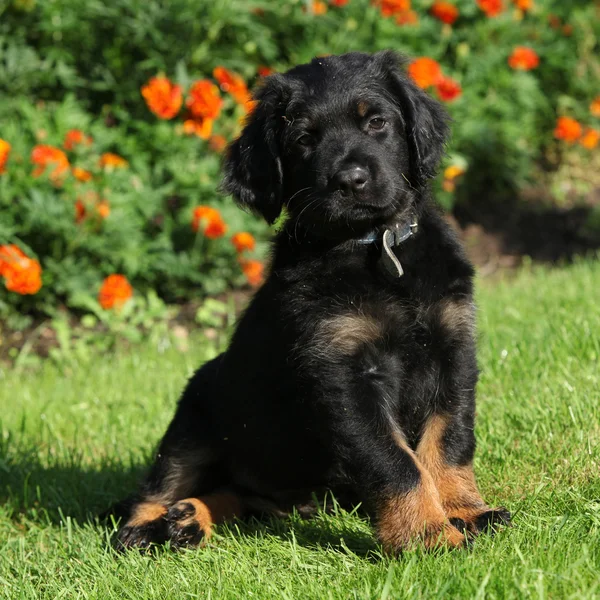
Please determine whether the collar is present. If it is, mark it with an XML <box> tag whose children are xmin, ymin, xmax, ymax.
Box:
<box><xmin>356</xmin><ymin>213</ymin><xmax>419</xmax><ymax>278</ymax></box>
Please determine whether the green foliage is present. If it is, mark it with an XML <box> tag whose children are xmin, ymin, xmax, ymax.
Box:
<box><xmin>0</xmin><ymin>0</ymin><xmax>599</xmax><ymax>316</ymax></box>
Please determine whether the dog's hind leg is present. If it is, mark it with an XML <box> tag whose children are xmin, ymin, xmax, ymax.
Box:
<box><xmin>117</xmin><ymin>355</ymin><xmax>233</xmax><ymax>550</ymax></box>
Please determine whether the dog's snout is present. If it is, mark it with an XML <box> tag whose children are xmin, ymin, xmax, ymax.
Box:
<box><xmin>334</xmin><ymin>166</ymin><xmax>369</xmax><ymax>194</ymax></box>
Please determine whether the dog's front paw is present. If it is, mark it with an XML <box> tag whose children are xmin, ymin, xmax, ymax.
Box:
<box><xmin>115</xmin><ymin>501</ymin><xmax>168</xmax><ymax>551</ymax></box>
<box><xmin>165</xmin><ymin>499</ymin><xmax>212</xmax><ymax>549</ymax></box>
<box><xmin>449</xmin><ymin>506</ymin><xmax>511</xmax><ymax>537</ymax></box>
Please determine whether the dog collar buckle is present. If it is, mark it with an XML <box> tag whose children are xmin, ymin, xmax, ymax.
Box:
<box><xmin>380</xmin><ymin>217</ymin><xmax>418</xmax><ymax>279</ymax></box>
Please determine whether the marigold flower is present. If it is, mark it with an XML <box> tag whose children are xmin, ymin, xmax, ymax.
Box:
<box><xmin>373</xmin><ymin>0</ymin><xmax>410</xmax><ymax>17</ymax></box>
<box><xmin>554</xmin><ymin>117</ymin><xmax>582</xmax><ymax>143</ymax></box>
<box><xmin>99</xmin><ymin>152</ymin><xmax>128</xmax><ymax>169</ymax></box>
<box><xmin>75</xmin><ymin>192</ymin><xmax>110</xmax><ymax>223</ymax></box>
<box><xmin>31</xmin><ymin>145</ymin><xmax>70</xmax><ymax>181</ymax></box>
<box><xmin>548</xmin><ymin>14</ymin><xmax>561</xmax><ymax>29</ymax></box>
<box><xmin>580</xmin><ymin>129</ymin><xmax>600</xmax><ymax>150</ymax></box>
<box><xmin>477</xmin><ymin>0</ymin><xmax>503</xmax><ymax>17</ymax></box>
<box><xmin>183</xmin><ymin>117</ymin><xmax>214</xmax><ymax>139</ymax></box>
<box><xmin>75</xmin><ymin>199</ymin><xmax>86</xmax><ymax>223</ymax></box>
<box><xmin>240</xmin><ymin>259</ymin><xmax>264</xmax><ymax>287</ymax></box>
<box><xmin>513</xmin><ymin>0</ymin><xmax>532</xmax><ymax>9</ymax></box>
<box><xmin>209</xmin><ymin>135</ymin><xmax>227</xmax><ymax>152</ymax></box>
<box><xmin>408</xmin><ymin>57</ymin><xmax>443</xmax><ymax>89</ymax></box>
<box><xmin>192</xmin><ymin>206</ymin><xmax>227</xmax><ymax>239</ymax></box>
<box><xmin>98</xmin><ymin>274</ymin><xmax>133</xmax><ymax>310</ymax></box>
<box><xmin>63</xmin><ymin>129</ymin><xmax>92</xmax><ymax>151</ymax></box>
<box><xmin>562</xmin><ymin>24</ymin><xmax>573</xmax><ymax>36</ymax></box>
<box><xmin>187</xmin><ymin>80</ymin><xmax>223</xmax><ymax>120</ymax></box>
<box><xmin>436</xmin><ymin>76</ymin><xmax>462</xmax><ymax>102</ymax></box>
<box><xmin>0</xmin><ymin>245</ymin><xmax>42</xmax><ymax>295</ymax></box>
<box><xmin>97</xmin><ymin>200</ymin><xmax>111</xmax><ymax>219</ymax></box>
<box><xmin>508</xmin><ymin>46</ymin><xmax>539</xmax><ymax>71</ymax></box>
<box><xmin>444</xmin><ymin>165</ymin><xmax>465</xmax><ymax>180</ymax></box>
<box><xmin>591</xmin><ymin>97</ymin><xmax>600</xmax><ymax>117</ymax></box>
<box><xmin>0</xmin><ymin>139</ymin><xmax>10</xmax><ymax>174</ymax></box>
<box><xmin>396</xmin><ymin>10</ymin><xmax>418</xmax><ymax>25</ymax></box>
<box><xmin>141</xmin><ymin>76</ymin><xmax>183</xmax><ymax>120</ymax></box>
<box><xmin>310</xmin><ymin>0</ymin><xmax>327</xmax><ymax>13</ymax></box>
<box><xmin>258</xmin><ymin>66</ymin><xmax>275</xmax><ymax>77</ymax></box>
<box><xmin>431</xmin><ymin>1</ymin><xmax>459</xmax><ymax>25</ymax></box>
<box><xmin>330</xmin><ymin>0</ymin><xmax>349</xmax><ymax>6</ymax></box>
<box><xmin>72</xmin><ymin>166</ymin><xmax>93</xmax><ymax>182</ymax></box>
<box><xmin>231</xmin><ymin>232</ymin><xmax>256</xmax><ymax>253</ymax></box>
<box><xmin>213</xmin><ymin>67</ymin><xmax>251</xmax><ymax>106</ymax></box>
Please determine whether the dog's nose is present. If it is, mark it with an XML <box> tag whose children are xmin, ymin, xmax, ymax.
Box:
<box><xmin>334</xmin><ymin>166</ymin><xmax>369</xmax><ymax>194</ymax></box>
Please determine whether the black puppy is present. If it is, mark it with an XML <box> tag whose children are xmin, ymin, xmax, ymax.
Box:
<box><xmin>116</xmin><ymin>51</ymin><xmax>509</xmax><ymax>552</ymax></box>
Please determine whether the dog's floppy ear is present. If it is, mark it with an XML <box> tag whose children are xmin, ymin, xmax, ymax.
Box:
<box><xmin>221</xmin><ymin>77</ymin><xmax>288</xmax><ymax>224</ymax></box>
<box><xmin>374</xmin><ymin>51</ymin><xmax>450</xmax><ymax>187</ymax></box>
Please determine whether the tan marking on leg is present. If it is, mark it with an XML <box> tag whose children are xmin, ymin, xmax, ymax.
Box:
<box><xmin>314</xmin><ymin>313</ymin><xmax>381</xmax><ymax>357</ymax></box>
<box><xmin>127</xmin><ymin>501</ymin><xmax>167</xmax><ymax>527</ymax></box>
<box><xmin>436</xmin><ymin>297</ymin><xmax>475</xmax><ymax>336</ymax></box>
<box><xmin>172</xmin><ymin>493</ymin><xmax>243</xmax><ymax>539</ymax></box>
<box><xmin>381</xmin><ymin>428</ymin><xmax>465</xmax><ymax>551</ymax></box>
<box><xmin>417</xmin><ymin>414</ymin><xmax>489</xmax><ymax>528</ymax></box>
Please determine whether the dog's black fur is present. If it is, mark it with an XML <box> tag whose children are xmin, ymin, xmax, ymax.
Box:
<box><xmin>115</xmin><ymin>51</ymin><xmax>509</xmax><ymax>552</ymax></box>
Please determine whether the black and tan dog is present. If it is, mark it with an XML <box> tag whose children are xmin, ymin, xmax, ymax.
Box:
<box><xmin>115</xmin><ymin>51</ymin><xmax>510</xmax><ymax>552</ymax></box>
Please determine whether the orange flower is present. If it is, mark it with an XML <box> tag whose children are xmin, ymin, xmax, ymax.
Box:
<box><xmin>213</xmin><ymin>67</ymin><xmax>251</xmax><ymax>106</ymax></box>
<box><xmin>554</xmin><ymin>117</ymin><xmax>582</xmax><ymax>143</ymax></box>
<box><xmin>513</xmin><ymin>0</ymin><xmax>532</xmax><ymax>9</ymax></box>
<box><xmin>591</xmin><ymin>97</ymin><xmax>600</xmax><ymax>117</ymax></box>
<box><xmin>258</xmin><ymin>66</ymin><xmax>275</xmax><ymax>77</ymax></box>
<box><xmin>192</xmin><ymin>206</ymin><xmax>227</xmax><ymax>239</ymax></box>
<box><xmin>430</xmin><ymin>1</ymin><xmax>459</xmax><ymax>25</ymax></box>
<box><xmin>311</xmin><ymin>0</ymin><xmax>327</xmax><ymax>13</ymax></box>
<box><xmin>477</xmin><ymin>0</ymin><xmax>503</xmax><ymax>17</ymax></box>
<box><xmin>31</xmin><ymin>145</ymin><xmax>70</xmax><ymax>181</ymax></box>
<box><xmin>240</xmin><ymin>259</ymin><xmax>264</xmax><ymax>287</ymax></box>
<box><xmin>408</xmin><ymin>57</ymin><xmax>442</xmax><ymax>89</ymax></box>
<box><xmin>436</xmin><ymin>76</ymin><xmax>462</xmax><ymax>102</ymax></box>
<box><xmin>0</xmin><ymin>245</ymin><xmax>43</xmax><ymax>295</ymax></box>
<box><xmin>63</xmin><ymin>129</ymin><xmax>92</xmax><ymax>151</ymax></box>
<box><xmin>444</xmin><ymin>165</ymin><xmax>465</xmax><ymax>180</ymax></box>
<box><xmin>98</xmin><ymin>274</ymin><xmax>133</xmax><ymax>310</ymax></box>
<box><xmin>373</xmin><ymin>0</ymin><xmax>410</xmax><ymax>17</ymax></box>
<box><xmin>580</xmin><ymin>129</ymin><xmax>600</xmax><ymax>150</ymax></box>
<box><xmin>183</xmin><ymin>117</ymin><xmax>214</xmax><ymax>140</ymax></box>
<box><xmin>0</xmin><ymin>139</ymin><xmax>10</xmax><ymax>174</ymax></box>
<box><xmin>99</xmin><ymin>152</ymin><xmax>128</xmax><ymax>169</ymax></box>
<box><xmin>72</xmin><ymin>166</ymin><xmax>93</xmax><ymax>182</ymax></box>
<box><xmin>187</xmin><ymin>80</ymin><xmax>223</xmax><ymax>120</ymax></box>
<box><xmin>209</xmin><ymin>135</ymin><xmax>227</xmax><ymax>153</ymax></box>
<box><xmin>396</xmin><ymin>10</ymin><xmax>418</xmax><ymax>24</ymax></box>
<box><xmin>231</xmin><ymin>232</ymin><xmax>256</xmax><ymax>253</ymax></box>
<box><xmin>141</xmin><ymin>76</ymin><xmax>183</xmax><ymax>120</ymax></box>
<box><xmin>508</xmin><ymin>46</ymin><xmax>539</xmax><ymax>70</ymax></box>
<box><xmin>97</xmin><ymin>200</ymin><xmax>111</xmax><ymax>219</ymax></box>
<box><xmin>75</xmin><ymin>192</ymin><xmax>110</xmax><ymax>223</ymax></box>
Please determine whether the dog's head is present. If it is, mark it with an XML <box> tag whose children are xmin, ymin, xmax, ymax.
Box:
<box><xmin>222</xmin><ymin>51</ymin><xmax>449</xmax><ymax>238</ymax></box>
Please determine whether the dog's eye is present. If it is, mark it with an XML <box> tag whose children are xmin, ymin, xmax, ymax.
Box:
<box><xmin>296</xmin><ymin>134</ymin><xmax>314</xmax><ymax>147</ymax></box>
<box><xmin>368</xmin><ymin>118</ymin><xmax>386</xmax><ymax>131</ymax></box>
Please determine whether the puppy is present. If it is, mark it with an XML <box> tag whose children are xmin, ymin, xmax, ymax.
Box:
<box><xmin>116</xmin><ymin>51</ymin><xmax>509</xmax><ymax>552</ymax></box>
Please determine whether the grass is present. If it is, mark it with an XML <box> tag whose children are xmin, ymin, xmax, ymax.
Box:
<box><xmin>1</xmin><ymin>259</ymin><xmax>599</xmax><ymax>599</ymax></box>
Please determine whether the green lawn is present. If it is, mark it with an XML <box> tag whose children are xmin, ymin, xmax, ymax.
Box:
<box><xmin>1</xmin><ymin>260</ymin><xmax>599</xmax><ymax>599</ymax></box>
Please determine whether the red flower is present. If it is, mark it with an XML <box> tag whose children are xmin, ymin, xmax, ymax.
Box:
<box><xmin>141</xmin><ymin>76</ymin><xmax>183</xmax><ymax>120</ymax></box>
<box><xmin>408</xmin><ymin>57</ymin><xmax>443</xmax><ymax>89</ymax></box>
<box><xmin>98</xmin><ymin>274</ymin><xmax>133</xmax><ymax>310</ymax></box>
<box><xmin>240</xmin><ymin>259</ymin><xmax>264</xmax><ymax>287</ymax></box>
<box><xmin>257</xmin><ymin>66</ymin><xmax>275</xmax><ymax>77</ymax></box>
<box><xmin>231</xmin><ymin>232</ymin><xmax>256</xmax><ymax>253</ymax></box>
<box><xmin>396</xmin><ymin>10</ymin><xmax>418</xmax><ymax>25</ymax></box>
<box><xmin>430</xmin><ymin>1</ymin><xmax>459</xmax><ymax>25</ymax></box>
<box><xmin>63</xmin><ymin>129</ymin><xmax>92</xmax><ymax>151</ymax></box>
<box><xmin>477</xmin><ymin>0</ymin><xmax>503</xmax><ymax>17</ymax></box>
<box><xmin>554</xmin><ymin>117</ymin><xmax>582</xmax><ymax>143</ymax></box>
<box><xmin>213</xmin><ymin>67</ymin><xmax>251</xmax><ymax>105</ymax></box>
<box><xmin>31</xmin><ymin>145</ymin><xmax>70</xmax><ymax>181</ymax></box>
<box><xmin>373</xmin><ymin>0</ymin><xmax>411</xmax><ymax>17</ymax></box>
<box><xmin>192</xmin><ymin>206</ymin><xmax>227</xmax><ymax>239</ymax></box>
<box><xmin>187</xmin><ymin>80</ymin><xmax>223</xmax><ymax>120</ymax></box>
<box><xmin>0</xmin><ymin>139</ymin><xmax>10</xmax><ymax>174</ymax></box>
<box><xmin>0</xmin><ymin>245</ymin><xmax>43</xmax><ymax>295</ymax></box>
<box><xmin>580</xmin><ymin>129</ymin><xmax>599</xmax><ymax>150</ymax></box>
<box><xmin>330</xmin><ymin>0</ymin><xmax>349</xmax><ymax>6</ymax></box>
<box><xmin>436</xmin><ymin>76</ymin><xmax>462</xmax><ymax>102</ymax></box>
<box><xmin>508</xmin><ymin>47</ymin><xmax>539</xmax><ymax>70</ymax></box>
<box><xmin>99</xmin><ymin>152</ymin><xmax>128</xmax><ymax>169</ymax></box>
